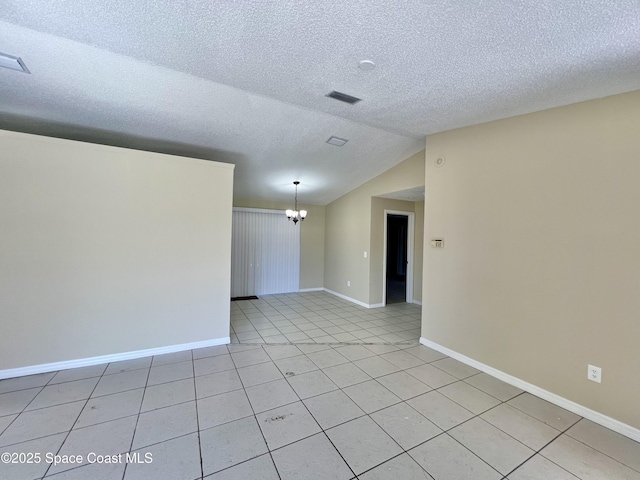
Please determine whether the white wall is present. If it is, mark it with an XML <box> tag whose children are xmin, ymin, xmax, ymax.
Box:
<box><xmin>0</xmin><ymin>130</ymin><xmax>234</xmax><ymax>371</ymax></box>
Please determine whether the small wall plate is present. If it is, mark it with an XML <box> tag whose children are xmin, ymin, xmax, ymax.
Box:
<box><xmin>435</xmin><ymin>156</ymin><xmax>446</xmax><ymax>167</ymax></box>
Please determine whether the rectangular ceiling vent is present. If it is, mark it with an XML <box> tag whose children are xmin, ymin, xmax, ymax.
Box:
<box><xmin>0</xmin><ymin>52</ymin><xmax>30</xmax><ymax>73</ymax></box>
<box><xmin>325</xmin><ymin>90</ymin><xmax>362</xmax><ymax>105</ymax></box>
<box><xmin>326</xmin><ymin>136</ymin><xmax>348</xmax><ymax>147</ymax></box>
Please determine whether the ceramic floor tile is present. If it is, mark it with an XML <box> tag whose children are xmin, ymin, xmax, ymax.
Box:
<box><xmin>431</xmin><ymin>358</ymin><xmax>481</xmax><ymax>379</ymax></box>
<box><xmin>75</xmin><ymin>388</ymin><xmax>144</xmax><ymax>428</ymax></box>
<box><xmin>481</xmin><ymin>403</ymin><xmax>560</xmax><ymax>450</ymax></box>
<box><xmin>409</xmin><ymin>434</ymin><xmax>502</xmax><ymax>480</ymax></box>
<box><xmin>146</xmin><ymin>361</ymin><xmax>193</xmax><ymax>386</ymax></box>
<box><xmin>286</xmin><ymin>370</ymin><xmax>338</xmax><ymax>399</ymax></box>
<box><xmin>322</xmin><ymin>362</ymin><xmax>371</xmax><ymax>388</ymax></box>
<box><xmin>303</xmin><ymin>389</ymin><xmax>365</xmax><ymax>429</ymax></box>
<box><xmin>370</xmin><ymin>402</ymin><xmax>442</xmax><ymax>450</ymax></box>
<box><xmin>263</xmin><ymin>345</ymin><xmax>302</xmax><ymax>361</ymax></box>
<box><xmin>297</xmin><ymin>344</ymin><xmax>332</xmax><ymax>354</ymax></box>
<box><xmin>449</xmin><ymin>417</ymin><xmax>535</xmax><ymax>475</ymax></box>
<box><xmin>43</xmin><ymin>459</ymin><xmax>126</xmax><ymax>480</ymax></box>
<box><xmin>331</xmin><ymin>345</ymin><xmax>377</xmax><ymax>362</ymax></box>
<box><xmin>205</xmin><ymin>453</ymin><xmax>279</xmax><ymax>480</ymax></box>
<box><xmin>359</xmin><ymin>453</ymin><xmax>434</xmax><ymax>480</ymax></box>
<box><xmin>261</xmin><ymin>334</ymin><xmax>289</xmax><ymax>343</ymax></box>
<box><xmin>566</xmin><ymin>419</ymin><xmax>640</xmax><ymax>472</ymax></box>
<box><xmin>92</xmin><ymin>368</ymin><xmax>148</xmax><ymax>397</ymax></box>
<box><xmin>380</xmin><ymin>350</ymin><xmax>425</xmax><ymax>369</ymax></box>
<box><xmin>274</xmin><ymin>355</ymin><xmax>319</xmax><ymax>377</ymax></box>
<box><xmin>49</xmin><ymin>364</ymin><xmax>107</xmax><ymax>385</ymax></box>
<box><xmin>200</xmin><ymin>416</ymin><xmax>268</xmax><ymax>476</ymax></box>
<box><xmin>0</xmin><ymin>387</ymin><xmax>41</xmax><ymax>416</ymax></box>
<box><xmin>507</xmin><ymin>454</ymin><xmax>580</xmax><ymax>480</ymax></box>
<box><xmin>255</xmin><ymin>401</ymin><xmax>321</xmax><ymax>450</ymax></box>
<box><xmin>464</xmin><ymin>373</ymin><xmax>524</xmax><ymax>401</ymax></box>
<box><xmin>353</xmin><ymin>356</ymin><xmax>401</xmax><ymax>378</ymax></box>
<box><xmin>124</xmin><ymin>432</ymin><xmax>201</xmax><ymax>480</ymax></box>
<box><xmin>304</xmin><ymin>328</ymin><xmax>328</xmax><ymax>338</ymax></box>
<box><xmin>197</xmin><ymin>389</ymin><xmax>253</xmax><ymax>430</ymax></box>
<box><xmin>278</xmin><ymin>325</ymin><xmax>301</xmax><ymax>334</ymax></box>
<box><xmin>151</xmin><ymin>350</ymin><xmax>192</xmax><ymax>366</ymax></box>
<box><xmin>407</xmin><ymin>391</ymin><xmax>474</xmax><ymax>431</ymax></box>
<box><xmin>508</xmin><ymin>393</ymin><xmax>581</xmax><ymax>431</ymax></box>
<box><xmin>104</xmin><ymin>357</ymin><xmax>153</xmax><ymax>375</ymax></box>
<box><xmin>0</xmin><ymin>373</ymin><xmax>55</xmax><ymax>395</ymax></box>
<box><xmin>438</xmin><ymin>381</ymin><xmax>501</xmax><ymax>414</ymax></box>
<box><xmin>306</xmin><ymin>349</ymin><xmax>349</xmax><ymax>369</ymax></box>
<box><xmin>195</xmin><ymin>370</ymin><xmax>242</xmax><ymax>400</ymax></box>
<box><xmin>541</xmin><ymin>434</ymin><xmax>640</xmax><ymax>480</ymax></box>
<box><xmin>342</xmin><ymin>380</ymin><xmax>401</xmax><ymax>414</ymax></box>
<box><xmin>246</xmin><ymin>379</ymin><xmax>299</xmax><ymax>413</ymax></box>
<box><xmin>237</xmin><ymin>361</ymin><xmax>283</xmax><ymax>387</ymax></box>
<box><xmin>376</xmin><ymin>371</ymin><xmax>432</xmax><ymax>400</ymax></box>
<box><xmin>237</xmin><ymin>330</ymin><xmax>263</xmax><ymax>341</ymax></box>
<box><xmin>231</xmin><ymin>348</ymin><xmax>271</xmax><ymax>368</ymax></box>
<box><xmin>326</xmin><ymin>416</ymin><xmax>402</xmax><ymax>475</ymax></box>
<box><xmin>0</xmin><ymin>414</ymin><xmax>16</xmax><ymax>435</ymax></box>
<box><xmin>0</xmin><ymin>401</ymin><xmax>85</xmax><ymax>447</ymax></box>
<box><xmin>191</xmin><ymin>344</ymin><xmax>229</xmax><ymax>360</ymax></box>
<box><xmin>271</xmin><ymin>432</ymin><xmax>353</xmax><ymax>480</ymax></box>
<box><xmin>48</xmin><ymin>416</ymin><xmax>137</xmax><ymax>475</ymax></box>
<box><xmin>363</xmin><ymin>344</ymin><xmax>400</xmax><ymax>355</ymax></box>
<box><xmin>132</xmin><ymin>400</ymin><xmax>198</xmax><ymax>449</ymax></box>
<box><xmin>26</xmin><ymin>377</ymin><xmax>99</xmax><ymax>411</ymax></box>
<box><xmin>405</xmin><ymin>364</ymin><xmax>458</xmax><ymax>388</ymax></box>
<box><xmin>194</xmin><ymin>355</ymin><xmax>236</xmax><ymax>377</ymax></box>
<box><xmin>403</xmin><ymin>347</ymin><xmax>447</xmax><ymax>364</ymax></box>
<box><xmin>142</xmin><ymin>378</ymin><xmax>196</xmax><ymax>411</ymax></box>
<box><xmin>0</xmin><ymin>432</ymin><xmax>66</xmax><ymax>480</ymax></box>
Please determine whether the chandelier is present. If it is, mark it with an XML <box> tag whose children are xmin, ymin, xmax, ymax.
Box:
<box><xmin>285</xmin><ymin>181</ymin><xmax>307</xmax><ymax>225</ymax></box>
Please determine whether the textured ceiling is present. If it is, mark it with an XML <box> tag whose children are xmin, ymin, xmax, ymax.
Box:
<box><xmin>1</xmin><ymin>1</ymin><xmax>639</xmax><ymax>204</ymax></box>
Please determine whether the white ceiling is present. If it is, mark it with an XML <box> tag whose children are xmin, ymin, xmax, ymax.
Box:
<box><xmin>1</xmin><ymin>1</ymin><xmax>639</xmax><ymax>204</ymax></box>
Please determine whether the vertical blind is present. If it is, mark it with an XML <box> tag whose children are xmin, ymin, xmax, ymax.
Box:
<box><xmin>231</xmin><ymin>208</ymin><xmax>300</xmax><ymax>297</ymax></box>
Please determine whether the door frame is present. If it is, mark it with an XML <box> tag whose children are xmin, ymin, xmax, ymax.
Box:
<box><xmin>382</xmin><ymin>209</ymin><xmax>415</xmax><ymax>306</ymax></box>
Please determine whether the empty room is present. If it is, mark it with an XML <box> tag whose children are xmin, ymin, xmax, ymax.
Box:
<box><xmin>1</xmin><ymin>2</ymin><xmax>639</xmax><ymax>480</ymax></box>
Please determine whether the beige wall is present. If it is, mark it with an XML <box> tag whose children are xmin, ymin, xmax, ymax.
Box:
<box><xmin>325</xmin><ymin>150</ymin><xmax>425</xmax><ymax>305</ymax></box>
<box><xmin>423</xmin><ymin>91</ymin><xmax>640</xmax><ymax>428</ymax></box>
<box><xmin>0</xmin><ymin>130</ymin><xmax>234</xmax><ymax>370</ymax></box>
<box><xmin>233</xmin><ymin>198</ymin><xmax>325</xmax><ymax>289</ymax></box>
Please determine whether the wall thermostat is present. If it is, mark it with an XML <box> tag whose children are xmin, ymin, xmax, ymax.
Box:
<box><xmin>431</xmin><ymin>238</ymin><xmax>444</xmax><ymax>248</ymax></box>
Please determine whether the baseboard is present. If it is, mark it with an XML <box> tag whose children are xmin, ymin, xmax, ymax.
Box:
<box><xmin>323</xmin><ymin>288</ymin><xmax>383</xmax><ymax>309</ymax></box>
<box><xmin>0</xmin><ymin>337</ymin><xmax>230</xmax><ymax>380</ymax></box>
<box><xmin>298</xmin><ymin>288</ymin><xmax>324</xmax><ymax>292</ymax></box>
<box><xmin>412</xmin><ymin>299</ymin><xmax>423</xmax><ymax>305</ymax></box>
<box><xmin>419</xmin><ymin>337</ymin><xmax>640</xmax><ymax>442</ymax></box>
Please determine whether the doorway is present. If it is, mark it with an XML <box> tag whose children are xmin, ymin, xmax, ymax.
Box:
<box><xmin>383</xmin><ymin>211</ymin><xmax>414</xmax><ymax>305</ymax></box>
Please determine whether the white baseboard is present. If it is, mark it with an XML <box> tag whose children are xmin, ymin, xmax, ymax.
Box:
<box><xmin>412</xmin><ymin>299</ymin><xmax>423</xmax><ymax>305</ymax></box>
<box><xmin>323</xmin><ymin>288</ymin><xmax>383</xmax><ymax>309</ymax></box>
<box><xmin>0</xmin><ymin>337</ymin><xmax>230</xmax><ymax>380</ymax></box>
<box><xmin>419</xmin><ymin>337</ymin><xmax>640</xmax><ymax>442</ymax></box>
<box><xmin>298</xmin><ymin>288</ymin><xmax>324</xmax><ymax>292</ymax></box>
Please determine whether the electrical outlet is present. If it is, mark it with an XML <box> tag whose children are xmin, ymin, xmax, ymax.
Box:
<box><xmin>587</xmin><ymin>364</ymin><xmax>602</xmax><ymax>383</ymax></box>
<box><xmin>364</xmin><ymin>251</ymin><xmax>367</xmax><ymax>258</ymax></box>
<box><xmin>347</xmin><ymin>281</ymin><xmax>350</xmax><ymax>287</ymax></box>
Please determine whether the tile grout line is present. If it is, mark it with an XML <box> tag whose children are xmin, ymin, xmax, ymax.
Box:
<box><xmin>227</xmin><ymin>345</ymin><xmax>283</xmax><ymax>480</ymax></box>
<box><xmin>40</xmin><ymin>362</ymin><xmax>109</xmax><ymax>478</ymax></box>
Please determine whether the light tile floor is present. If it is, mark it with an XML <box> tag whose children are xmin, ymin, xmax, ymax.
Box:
<box><xmin>1</xmin><ymin>342</ymin><xmax>639</xmax><ymax>479</ymax></box>
<box><xmin>230</xmin><ymin>292</ymin><xmax>422</xmax><ymax>344</ymax></box>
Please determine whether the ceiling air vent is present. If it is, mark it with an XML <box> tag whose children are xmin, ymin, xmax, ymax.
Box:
<box><xmin>325</xmin><ymin>90</ymin><xmax>362</xmax><ymax>105</ymax></box>
<box><xmin>0</xmin><ymin>52</ymin><xmax>30</xmax><ymax>73</ymax></box>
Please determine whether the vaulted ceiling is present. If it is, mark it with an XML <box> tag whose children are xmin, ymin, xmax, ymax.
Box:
<box><xmin>1</xmin><ymin>1</ymin><xmax>639</xmax><ymax>204</ymax></box>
